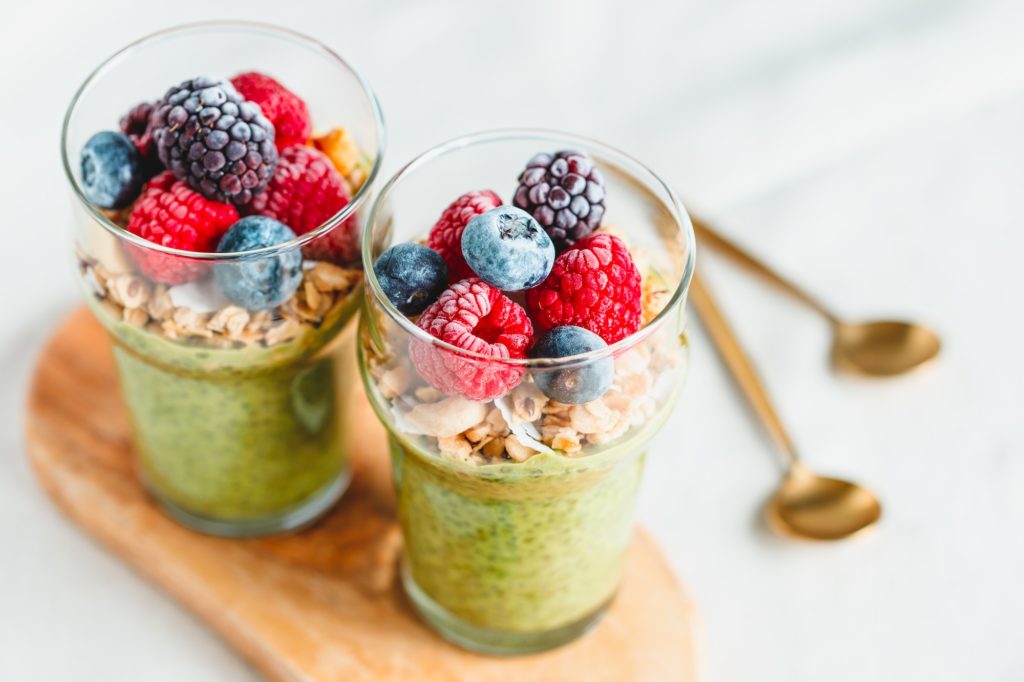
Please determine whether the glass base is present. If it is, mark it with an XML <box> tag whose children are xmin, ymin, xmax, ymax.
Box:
<box><xmin>148</xmin><ymin>467</ymin><xmax>350</xmax><ymax>538</ymax></box>
<box><xmin>401</xmin><ymin>562</ymin><xmax>611</xmax><ymax>656</ymax></box>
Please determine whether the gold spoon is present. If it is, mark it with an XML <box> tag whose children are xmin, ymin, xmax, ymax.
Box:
<box><xmin>692</xmin><ymin>218</ymin><xmax>941</xmax><ymax>377</ymax></box>
<box><xmin>689</xmin><ymin>271</ymin><xmax>882</xmax><ymax>540</ymax></box>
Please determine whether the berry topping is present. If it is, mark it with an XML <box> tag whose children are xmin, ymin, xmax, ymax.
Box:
<box><xmin>525</xmin><ymin>233</ymin><xmax>642</xmax><ymax>344</ymax></box>
<box><xmin>214</xmin><ymin>216</ymin><xmax>303</xmax><ymax>310</ymax></box>
<box><xmin>119</xmin><ymin>101</ymin><xmax>159</xmax><ymax>170</ymax></box>
<box><xmin>230</xmin><ymin>71</ymin><xmax>312</xmax><ymax>151</ymax></box>
<box><xmin>80</xmin><ymin>131</ymin><xmax>145</xmax><ymax>209</ymax></box>
<box><xmin>246</xmin><ymin>145</ymin><xmax>350</xmax><ymax>233</ymax></box>
<box><xmin>411</xmin><ymin>279</ymin><xmax>534</xmax><ymax>401</ymax></box>
<box><xmin>245</xmin><ymin>145</ymin><xmax>356</xmax><ymax>264</ymax></box>
<box><xmin>461</xmin><ymin>206</ymin><xmax>555</xmax><ymax>291</ymax></box>
<box><xmin>126</xmin><ymin>171</ymin><xmax>239</xmax><ymax>284</ymax></box>
<box><xmin>152</xmin><ymin>76</ymin><xmax>278</xmax><ymax>207</ymax></box>
<box><xmin>513</xmin><ymin>150</ymin><xmax>606</xmax><ymax>251</ymax></box>
<box><xmin>426</xmin><ymin>190</ymin><xmax>502</xmax><ymax>282</ymax></box>
<box><xmin>530</xmin><ymin>326</ymin><xmax>613</xmax><ymax>404</ymax></box>
<box><xmin>374</xmin><ymin>243</ymin><xmax>448</xmax><ymax>315</ymax></box>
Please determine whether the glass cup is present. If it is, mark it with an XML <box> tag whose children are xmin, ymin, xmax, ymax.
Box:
<box><xmin>358</xmin><ymin>130</ymin><xmax>695</xmax><ymax>654</ymax></box>
<box><xmin>61</xmin><ymin>22</ymin><xmax>384</xmax><ymax>537</ymax></box>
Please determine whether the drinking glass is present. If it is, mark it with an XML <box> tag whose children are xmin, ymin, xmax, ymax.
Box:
<box><xmin>358</xmin><ymin>130</ymin><xmax>694</xmax><ymax>654</ymax></box>
<box><xmin>61</xmin><ymin>21</ymin><xmax>384</xmax><ymax>537</ymax></box>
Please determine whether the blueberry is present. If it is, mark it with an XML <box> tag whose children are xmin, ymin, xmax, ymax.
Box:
<box><xmin>214</xmin><ymin>216</ymin><xmax>302</xmax><ymax>310</ymax></box>
<box><xmin>80</xmin><ymin>131</ymin><xmax>145</xmax><ymax>209</ymax></box>
<box><xmin>530</xmin><ymin>326</ymin><xmax>613</xmax><ymax>404</ymax></box>
<box><xmin>461</xmin><ymin>206</ymin><xmax>554</xmax><ymax>291</ymax></box>
<box><xmin>374</xmin><ymin>243</ymin><xmax>448</xmax><ymax>315</ymax></box>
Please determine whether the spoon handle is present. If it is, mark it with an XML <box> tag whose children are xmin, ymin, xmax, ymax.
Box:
<box><xmin>691</xmin><ymin>218</ymin><xmax>839</xmax><ymax>325</ymax></box>
<box><xmin>689</xmin><ymin>271</ymin><xmax>799</xmax><ymax>465</ymax></box>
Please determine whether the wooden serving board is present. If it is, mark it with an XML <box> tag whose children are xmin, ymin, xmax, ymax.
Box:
<box><xmin>24</xmin><ymin>308</ymin><xmax>701</xmax><ymax>682</ymax></box>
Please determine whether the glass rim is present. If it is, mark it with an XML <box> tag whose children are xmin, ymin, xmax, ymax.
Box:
<box><xmin>60</xmin><ymin>20</ymin><xmax>386</xmax><ymax>261</ymax></box>
<box><xmin>362</xmin><ymin>128</ymin><xmax>696</xmax><ymax>369</ymax></box>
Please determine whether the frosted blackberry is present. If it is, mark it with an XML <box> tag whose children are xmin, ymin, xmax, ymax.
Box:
<box><xmin>513</xmin><ymin>150</ymin><xmax>606</xmax><ymax>250</ymax></box>
<box><xmin>152</xmin><ymin>76</ymin><xmax>278</xmax><ymax>207</ymax></box>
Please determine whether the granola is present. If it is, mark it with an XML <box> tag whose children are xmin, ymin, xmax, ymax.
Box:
<box><xmin>367</xmin><ymin>318</ymin><xmax>685</xmax><ymax>465</ymax></box>
<box><xmin>79</xmin><ymin>250</ymin><xmax>361</xmax><ymax>348</ymax></box>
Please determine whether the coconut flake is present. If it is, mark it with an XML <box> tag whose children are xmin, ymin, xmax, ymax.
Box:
<box><xmin>495</xmin><ymin>395</ymin><xmax>555</xmax><ymax>455</ymax></box>
<box><xmin>168</xmin><ymin>278</ymin><xmax>231</xmax><ymax>313</ymax></box>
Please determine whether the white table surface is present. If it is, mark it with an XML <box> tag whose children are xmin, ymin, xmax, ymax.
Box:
<box><xmin>2</xmin><ymin>1</ymin><xmax>1022</xmax><ymax>680</ymax></box>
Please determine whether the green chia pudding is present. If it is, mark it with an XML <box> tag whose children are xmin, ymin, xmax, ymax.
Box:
<box><xmin>90</xmin><ymin>290</ymin><xmax>360</xmax><ymax>523</ymax></box>
<box><xmin>391</xmin><ymin>435</ymin><xmax>646</xmax><ymax>632</ymax></box>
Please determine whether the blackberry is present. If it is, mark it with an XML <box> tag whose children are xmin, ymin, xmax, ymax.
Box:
<box><xmin>513</xmin><ymin>150</ymin><xmax>606</xmax><ymax>251</ymax></box>
<box><xmin>119</xmin><ymin>101</ymin><xmax>158</xmax><ymax>164</ymax></box>
<box><xmin>152</xmin><ymin>76</ymin><xmax>278</xmax><ymax>207</ymax></box>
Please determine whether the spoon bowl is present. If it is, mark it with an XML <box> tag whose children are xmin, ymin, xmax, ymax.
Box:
<box><xmin>767</xmin><ymin>464</ymin><xmax>882</xmax><ymax>540</ymax></box>
<box><xmin>832</xmin><ymin>320</ymin><xmax>941</xmax><ymax>377</ymax></box>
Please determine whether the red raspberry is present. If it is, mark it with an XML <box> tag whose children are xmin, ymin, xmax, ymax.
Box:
<box><xmin>125</xmin><ymin>172</ymin><xmax>239</xmax><ymax>284</ymax></box>
<box><xmin>411</xmin><ymin>279</ymin><xmax>534</xmax><ymax>401</ymax></box>
<box><xmin>525</xmin><ymin>233</ymin><xmax>642</xmax><ymax>344</ymax></box>
<box><xmin>230</xmin><ymin>72</ymin><xmax>312</xmax><ymax>150</ymax></box>
<box><xmin>245</xmin><ymin>145</ymin><xmax>357</xmax><ymax>264</ymax></box>
<box><xmin>426</xmin><ymin>190</ymin><xmax>502</xmax><ymax>282</ymax></box>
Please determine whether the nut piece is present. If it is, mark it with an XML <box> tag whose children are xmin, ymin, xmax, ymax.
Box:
<box><xmin>569</xmin><ymin>400</ymin><xmax>618</xmax><ymax>435</ymax></box>
<box><xmin>485</xmin><ymin>408</ymin><xmax>510</xmax><ymax>436</ymax></box>
<box><xmin>304</xmin><ymin>280</ymin><xmax>322</xmax><ymax>312</ymax></box>
<box><xmin>404</xmin><ymin>397</ymin><xmax>489</xmax><ymax>438</ymax></box>
<box><xmin>265</xmin><ymin>318</ymin><xmax>302</xmax><ymax>346</ymax></box>
<box><xmin>414</xmin><ymin>386</ymin><xmax>443</xmax><ymax>403</ymax></box>
<box><xmin>463</xmin><ymin>421</ymin><xmax>493</xmax><ymax>445</ymax></box>
<box><xmin>307</xmin><ymin>262</ymin><xmax>360</xmax><ymax>293</ymax></box>
<box><xmin>504</xmin><ymin>435</ymin><xmax>535</xmax><ymax>462</ymax></box>
<box><xmin>208</xmin><ymin>306</ymin><xmax>251</xmax><ymax>338</ymax></box>
<box><xmin>615</xmin><ymin>346</ymin><xmax>649</xmax><ymax>376</ymax></box>
<box><xmin>107</xmin><ymin>274</ymin><xmax>150</xmax><ymax>309</ymax></box>
<box><xmin>122</xmin><ymin>306</ymin><xmax>148</xmax><ymax>328</ymax></box>
<box><xmin>378</xmin><ymin>365</ymin><xmax>412</xmax><ymax>399</ymax></box>
<box><xmin>481</xmin><ymin>437</ymin><xmax>507</xmax><ymax>460</ymax></box>
<box><xmin>172</xmin><ymin>307</ymin><xmax>212</xmax><ymax>338</ymax></box>
<box><xmin>147</xmin><ymin>285</ymin><xmax>174</xmax><ymax>321</ymax></box>
<box><xmin>510</xmin><ymin>382</ymin><xmax>548</xmax><ymax>423</ymax></box>
<box><xmin>549</xmin><ymin>429</ymin><xmax>582</xmax><ymax>454</ymax></box>
<box><xmin>437</xmin><ymin>434</ymin><xmax>474</xmax><ymax>463</ymax></box>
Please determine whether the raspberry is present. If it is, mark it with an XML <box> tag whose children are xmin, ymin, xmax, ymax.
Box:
<box><xmin>426</xmin><ymin>190</ymin><xmax>502</xmax><ymax>282</ymax></box>
<box><xmin>125</xmin><ymin>171</ymin><xmax>239</xmax><ymax>284</ymax></box>
<box><xmin>513</xmin><ymin>150</ymin><xmax>606</xmax><ymax>251</ymax></box>
<box><xmin>152</xmin><ymin>76</ymin><xmax>278</xmax><ymax>207</ymax></box>
<box><xmin>245</xmin><ymin>145</ymin><xmax>356</xmax><ymax>264</ymax></box>
<box><xmin>411</xmin><ymin>279</ymin><xmax>534</xmax><ymax>401</ymax></box>
<box><xmin>525</xmin><ymin>233</ymin><xmax>642</xmax><ymax>344</ymax></box>
<box><xmin>231</xmin><ymin>72</ymin><xmax>312</xmax><ymax>151</ymax></box>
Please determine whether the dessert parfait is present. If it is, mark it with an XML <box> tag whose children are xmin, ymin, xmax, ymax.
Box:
<box><xmin>359</xmin><ymin>131</ymin><xmax>694</xmax><ymax>654</ymax></box>
<box><xmin>62</xmin><ymin>23</ymin><xmax>383</xmax><ymax>536</ymax></box>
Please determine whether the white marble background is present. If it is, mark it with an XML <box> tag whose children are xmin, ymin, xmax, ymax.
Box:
<box><xmin>2</xmin><ymin>1</ymin><xmax>1022</xmax><ymax>680</ymax></box>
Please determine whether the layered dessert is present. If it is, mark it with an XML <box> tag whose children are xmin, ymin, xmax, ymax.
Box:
<box><xmin>360</xmin><ymin>142</ymin><xmax>690</xmax><ymax>653</ymax></box>
<box><xmin>74</xmin><ymin>67</ymin><xmax>373</xmax><ymax>535</ymax></box>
